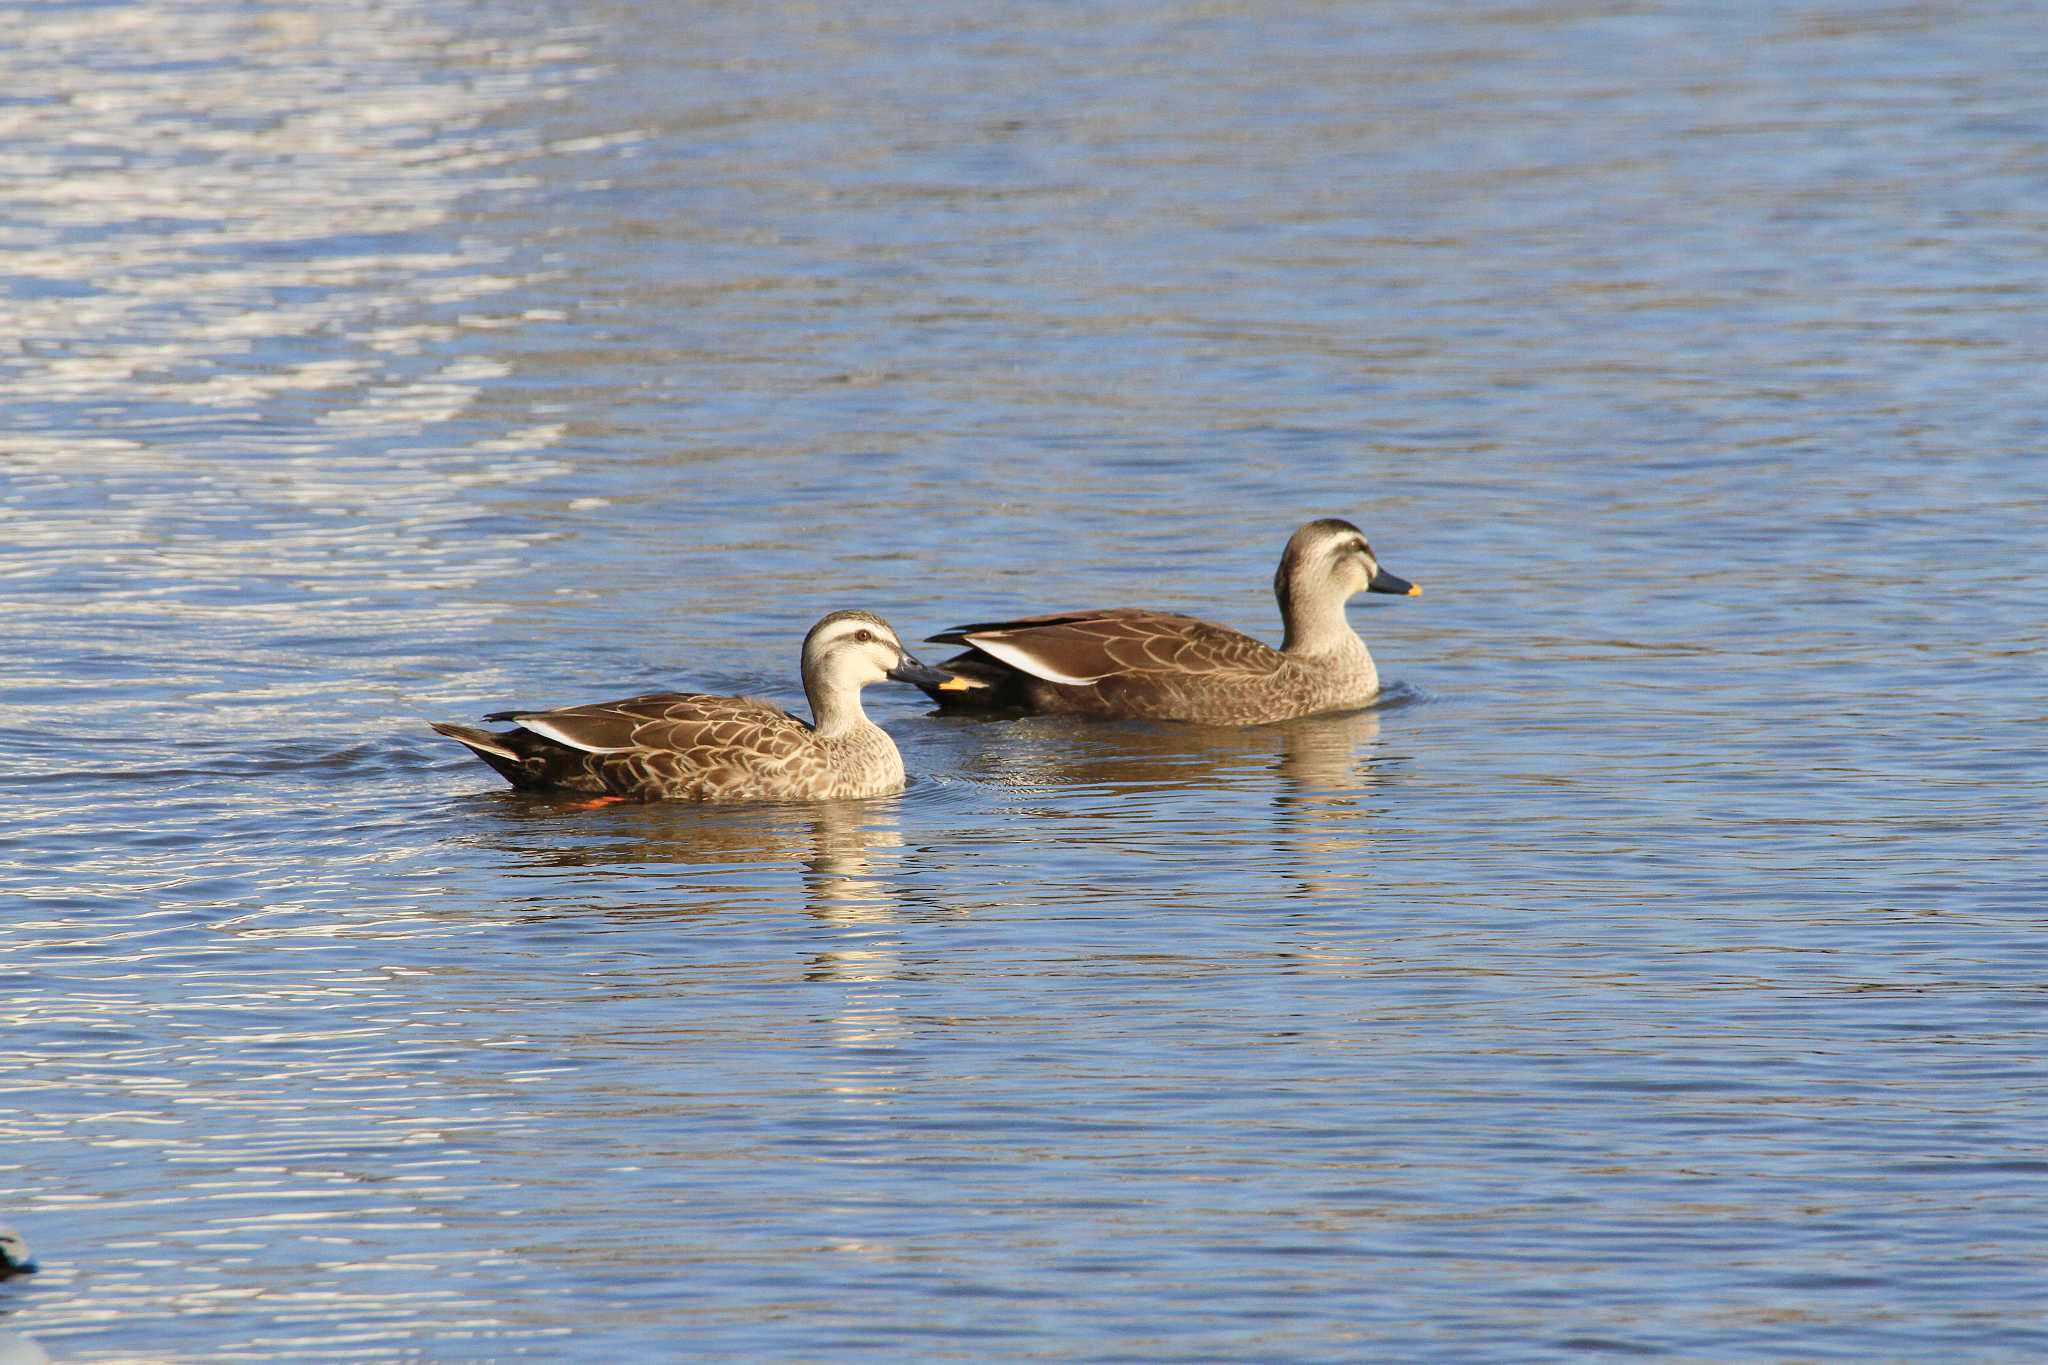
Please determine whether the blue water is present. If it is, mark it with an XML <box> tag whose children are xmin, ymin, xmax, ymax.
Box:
<box><xmin>4</xmin><ymin>0</ymin><xmax>2046</xmax><ymax>1359</ymax></box>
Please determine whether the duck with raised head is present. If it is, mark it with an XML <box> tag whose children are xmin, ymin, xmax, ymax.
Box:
<box><xmin>917</xmin><ymin>518</ymin><xmax>1420</xmax><ymax>726</ymax></box>
<box><xmin>432</xmin><ymin>611</ymin><xmax>952</xmax><ymax>802</ymax></box>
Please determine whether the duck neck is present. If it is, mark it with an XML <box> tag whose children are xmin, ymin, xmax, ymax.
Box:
<box><xmin>1278</xmin><ymin>579</ymin><xmax>1362</xmax><ymax>658</ymax></box>
<box><xmin>805</xmin><ymin>668</ymin><xmax>872</xmax><ymax>740</ymax></box>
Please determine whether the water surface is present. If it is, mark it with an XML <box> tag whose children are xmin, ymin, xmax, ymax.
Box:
<box><xmin>4</xmin><ymin>0</ymin><xmax>2046</xmax><ymax>1359</ymax></box>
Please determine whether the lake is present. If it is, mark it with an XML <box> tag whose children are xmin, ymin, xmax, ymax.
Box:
<box><xmin>4</xmin><ymin>0</ymin><xmax>2046</xmax><ymax>1359</ymax></box>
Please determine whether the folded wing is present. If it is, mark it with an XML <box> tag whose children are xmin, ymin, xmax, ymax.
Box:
<box><xmin>495</xmin><ymin>691</ymin><xmax>807</xmax><ymax>754</ymax></box>
<box><xmin>933</xmin><ymin>609</ymin><xmax>1285</xmax><ymax>686</ymax></box>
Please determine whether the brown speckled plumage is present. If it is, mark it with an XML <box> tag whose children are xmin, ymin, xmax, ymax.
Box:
<box><xmin>433</xmin><ymin>611</ymin><xmax>949</xmax><ymax>802</ymax></box>
<box><xmin>920</xmin><ymin>519</ymin><xmax>1419</xmax><ymax>726</ymax></box>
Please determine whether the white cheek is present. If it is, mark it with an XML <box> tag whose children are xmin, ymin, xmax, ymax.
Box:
<box><xmin>841</xmin><ymin>644</ymin><xmax>892</xmax><ymax>683</ymax></box>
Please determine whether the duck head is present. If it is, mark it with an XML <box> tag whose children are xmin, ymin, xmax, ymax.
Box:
<box><xmin>1275</xmin><ymin>517</ymin><xmax>1419</xmax><ymax>651</ymax></box>
<box><xmin>802</xmin><ymin>610</ymin><xmax>953</xmax><ymax>695</ymax></box>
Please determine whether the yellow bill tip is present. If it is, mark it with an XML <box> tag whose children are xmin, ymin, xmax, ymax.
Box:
<box><xmin>1407</xmin><ymin>584</ymin><xmax>1422</xmax><ymax>596</ymax></box>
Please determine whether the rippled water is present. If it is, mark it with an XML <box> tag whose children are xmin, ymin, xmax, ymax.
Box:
<box><xmin>5</xmin><ymin>0</ymin><xmax>2046</xmax><ymax>1359</ymax></box>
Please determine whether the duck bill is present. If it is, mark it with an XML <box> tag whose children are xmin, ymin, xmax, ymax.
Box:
<box><xmin>1367</xmin><ymin>566</ymin><xmax>1421</xmax><ymax>596</ymax></box>
<box><xmin>887</xmin><ymin>652</ymin><xmax>957</xmax><ymax>688</ymax></box>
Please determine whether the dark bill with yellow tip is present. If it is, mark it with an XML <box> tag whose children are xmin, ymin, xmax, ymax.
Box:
<box><xmin>1368</xmin><ymin>567</ymin><xmax>1420</xmax><ymax>596</ymax></box>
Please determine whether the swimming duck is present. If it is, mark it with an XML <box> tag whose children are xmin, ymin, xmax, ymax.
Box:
<box><xmin>917</xmin><ymin>518</ymin><xmax>1419</xmax><ymax>725</ymax></box>
<box><xmin>432</xmin><ymin>611</ymin><xmax>952</xmax><ymax>802</ymax></box>
<box><xmin>0</xmin><ymin>1226</ymin><xmax>34</xmax><ymax>1279</ymax></box>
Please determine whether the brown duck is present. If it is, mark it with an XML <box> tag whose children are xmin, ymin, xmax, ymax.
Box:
<box><xmin>917</xmin><ymin>518</ymin><xmax>1420</xmax><ymax>725</ymax></box>
<box><xmin>432</xmin><ymin>611</ymin><xmax>952</xmax><ymax>802</ymax></box>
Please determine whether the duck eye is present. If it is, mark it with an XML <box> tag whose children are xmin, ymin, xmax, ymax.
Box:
<box><xmin>854</xmin><ymin>629</ymin><xmax>874</xmax><ymax>643</ymax></box>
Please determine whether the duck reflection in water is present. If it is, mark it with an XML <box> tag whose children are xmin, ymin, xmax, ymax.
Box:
<box><xmin>468</xmin><ymin>793</ymin><xmax>906</xmax><ymax>924</ymax></box>
<box><xmin>944</xmin><ymin>703</ymin><xmax>1392</xmax><ymax>899</ymax></box>
<box><xmin>458</xmin><ymin>795</ymin><xmax>916</xmax><ymax>1106</ymax></box>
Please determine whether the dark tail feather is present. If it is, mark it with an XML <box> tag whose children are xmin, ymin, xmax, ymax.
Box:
<box><xmin>927</xmin><ymin>612</ymin><xmax>1105</xmax><ymax>645</ymax></box>
<box><xmin>430</xmin><ymin>721</ymin><xmax>539</xmax><ymax>788</ymax></box>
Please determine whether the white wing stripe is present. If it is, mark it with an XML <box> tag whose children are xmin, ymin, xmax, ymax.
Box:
<box><xmin>455</xmin><ymin>733</ymin><xmax>520</xmax><ymax>761</ymax></box>
<box><xmin>517</xmin><ymin>716</ymin><xmax>638</xmax><ymax>754</ymax></box>
<box><xmin>967</xmin><ymin>634</ymin><xmax>1109</xmax><ymax>686</ymax></box>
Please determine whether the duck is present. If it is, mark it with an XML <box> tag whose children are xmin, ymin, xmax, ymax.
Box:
<box><xmin>916</xmin><ymin>518</ymin><xmax>1419</xmax><ymax>725</ymax></box>
<box><xmin>432</xmin><ymin>611</ymin><xmax>952</xmax><ymax>802</ymax></box>
<box><xmin>0</xmin><ymin>1226</ymin><xmax>34</xmax><ymax>1280</ymax></box>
